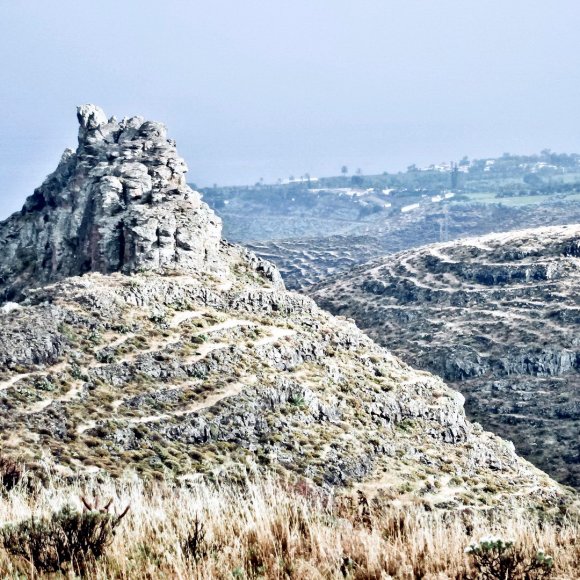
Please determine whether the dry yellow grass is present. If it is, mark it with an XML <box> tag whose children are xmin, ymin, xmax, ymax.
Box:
<box><xmin>0</xmin><ymin>472</ymin><xmax>578</xmax><ymax>579</ymax></box>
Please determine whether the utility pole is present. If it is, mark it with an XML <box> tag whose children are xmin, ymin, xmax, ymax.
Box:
<box><xmin>450</xmin><ymin>162</ymin><xmax>459</xmax><ymax>190</ymax></box>
<box><xmin>439</xmin><ymin>204</ymin><xmax>449</xmax><ymax>243</ymax></box>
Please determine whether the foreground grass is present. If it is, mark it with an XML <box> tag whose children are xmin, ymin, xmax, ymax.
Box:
<box><xmin>0</xmin><ymin>473</ymin><xmax>578</xmax><ymax>579</ymax></box>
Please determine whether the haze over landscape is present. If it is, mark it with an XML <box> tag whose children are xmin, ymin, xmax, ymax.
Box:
<box><xmin>1</xmin><ymin>0</ymin><xmax>580</xmax><ymax>217</ymax></box>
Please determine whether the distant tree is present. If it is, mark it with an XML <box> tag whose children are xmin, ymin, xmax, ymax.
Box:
<box><xmin>289</xmin><ymin>175</ymin><xmax>295</xmax><ymax>182</ymax></box>
<box><xmin>407</xmin><ymin>164</ymin><xmax>418</xmax><ymax>172</ymax></box>
<box><xmin>451</xmin><ymin>163</ymin><xmax>459</xmax><ymax>189</ymax></box>
<box><xmin>341</xmin><ymin>165</ymin><xmax>348</xmax><ymax>176</ymax></box>
<box><xmin>356</xmin><ymin>168</ymin><xmax>363</xmax><ymax>175</ymax></box>
<box><xmin>523</xmin><ymin>173</ymin><xmax>543</xmax><ymax>187</ymax></box>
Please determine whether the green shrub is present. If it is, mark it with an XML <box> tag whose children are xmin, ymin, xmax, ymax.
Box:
<box><xmin>1</xmin><ymin>499</ymin><xmax>129</xmax><ymax>574</ymax></box>
<box><xmin>466</xmin><ymin>536</ymin><xmax>554</xmax><ymax>579</ymax></box>
<box><xmin>96</xmin><ymin>350</ymin><xmax>115</xmax><ymax>364</ymax></box>
<box><xmin>288</xmin><ymin>393</ymin><xmax>305</xmax><ymax>407</ymax></box>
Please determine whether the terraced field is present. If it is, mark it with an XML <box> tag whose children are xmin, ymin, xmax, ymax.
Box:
<box><xmin>312</xmin><ymin>225</ymin><xmax>580</xmax><ymax>488</ymax></box>
<box><xmin>243</xmin><ymin>201</ymin><xmax>580</xmax><ymax>290</ymax></box>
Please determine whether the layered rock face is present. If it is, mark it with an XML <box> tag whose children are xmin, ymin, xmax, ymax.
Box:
<box><xmin>0</xmin><ymin>108</ymin><xmax>571</xmax><ymax>512</ymax></box>
<box><xmin>311</xmin><ymin>225</ymin><xmax>580</xmax><ymax>488</ymax></box>
<box><xmin>0</xmin><ymin>105</ymin><xmax>228</xmax><ymax>302</ymax></box>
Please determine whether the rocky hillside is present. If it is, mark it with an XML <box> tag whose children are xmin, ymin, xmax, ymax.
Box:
<box><xmin>0</xmin><ymin>107</ymin><xmax>572</xmax><ymax>512</ymax></box>
<box><xmin>311</xmin><ymin>225</ymin><xmax>580</xmax><ymax>488</ymax></box>
<box><xmin>246</xmin><ymin>202</ymin><xmax>580</xmax><ymax>290</ymax></box>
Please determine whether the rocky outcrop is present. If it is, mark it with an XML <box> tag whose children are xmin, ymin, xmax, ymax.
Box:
<box><xmin>0</xmin><ymin>108</ymin><xmax>572</xmax><ymax>512</ymax></box>
<box><xmin>311</xmin><ymin>225</ymin><xmax>580</xmax><ymax>488</ymax></box>
<box><xmin>0</xmin><ymin>105</ymin><xmax>252</xmax><ymax>302</ymax></box>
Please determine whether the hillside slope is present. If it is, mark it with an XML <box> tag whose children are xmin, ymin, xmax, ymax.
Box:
<box><xmin>0</xmin><ymin>107</ymin><xmax>571</xmax><ymax>513</ymax></box>
<box><xmin>311</xmin><ymin>225</ymin><xmax>580</xmax><ymax>488</ymax></box>
<box><xmin>247</xmin><ymin>203</ymin><xmax>580</xmax><ymax>290</ymax></box>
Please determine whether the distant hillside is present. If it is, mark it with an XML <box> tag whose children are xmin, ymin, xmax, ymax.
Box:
<box><xmin>311</xmin><ymin>225</ymin><xmax>580</xmax><ymax>488</ymax></box>
<box><xmin>199</xmin><ymin>150</ymin><xmax>580</xmax><ymax>241</ymax></box>
<box><xmin>245</xmin><ymin>202</ymin><xmax>580</xmax><ymax>290</ymax></box>
<box><xmin>197</xmin><ymin>151</ymin><xmax>580</xmax><ymax>290</ymax></box>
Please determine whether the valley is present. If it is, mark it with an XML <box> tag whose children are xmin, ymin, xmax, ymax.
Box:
<box><xmin>201</xmin><ymin>152</ymin><xmax>580</xmax><ymax>291</ymax></box>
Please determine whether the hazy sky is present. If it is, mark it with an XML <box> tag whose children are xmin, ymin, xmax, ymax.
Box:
<box><xmin>1</xmin><ymin>1</ymin><xmax>579</xmax><ymax>218</ymax></box>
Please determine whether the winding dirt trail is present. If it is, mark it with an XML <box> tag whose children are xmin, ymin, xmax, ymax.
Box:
<box><xmin>127</xmin><ymin>375</ymin><xmax>257</xmax><ymax>425</ymax></box>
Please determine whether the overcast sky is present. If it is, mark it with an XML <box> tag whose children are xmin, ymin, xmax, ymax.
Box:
<box><xmin>1</xmin><ymin>1</ymin><xmax>579</xmax><ymax>218</ymax></box>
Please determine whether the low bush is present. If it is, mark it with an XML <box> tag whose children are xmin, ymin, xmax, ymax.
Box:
<box><xmin>1</xmin><ymin>498</ymin><xmax>129</xmax><ymax>574</ymax></box>
<box><xmin>0</xmin><ymin>457</ymin><xmax>23</xmax><ymax>492</ymax></box>
<box><xmin>181</xmin><ymin>514</ymin><xmax>207</xmax><ymax>564</ymax></box>
<box><xmin>466</xmin><ymin>536</ymin><xmax>554</xmax><ymax>579</ymax></box>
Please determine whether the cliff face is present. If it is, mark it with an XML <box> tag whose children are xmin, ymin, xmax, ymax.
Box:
<box><xmin>0</xmin><ymin>107</ymin><xmax>571</xmax><ymax>511</ymax></box>
<box><xmin>311</xmin><ymin>225</ymin><xmax>580</xmax><ymax>488</ymax></box>
<box><xmin>0</xmin><ymin>105</ymin><xmax>240</xmax><ymax>302</ymax></box>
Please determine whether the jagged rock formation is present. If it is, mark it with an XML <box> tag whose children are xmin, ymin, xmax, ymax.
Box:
<box><xmin>0</xmin><ymin>105</ymin><xmax>281</xmax><ymax>302</ymax></box>
<box><xmin>311</xmin><ymin>225</ymin><xmax>580</xmax><ymax>488</ymax></box>
<box><xmin>0</xmin><ymin>107</ymin><xmax>573</xmax><ymax>512</ymax></box>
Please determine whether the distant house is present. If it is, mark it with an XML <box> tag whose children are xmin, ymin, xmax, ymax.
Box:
<box><xmin>281</xmin><ymin>177</ymin><xmax>319</xmax><ymax>185</ymax></box>
<box><xmin>484</xmin><ymin>159</ymin><xmax>495</xmax><ymax>172</ymax></box>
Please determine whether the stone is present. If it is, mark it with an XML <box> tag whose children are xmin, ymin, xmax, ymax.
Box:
<box><xmin>0</xmin><ymin>105</ymin><xmax>280</xmax><ymax>302</ymax></box>
<box><xmin>77</xmin><ymin>104</ymin><xmax>108</xmax><ymax>130</ymax></box>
